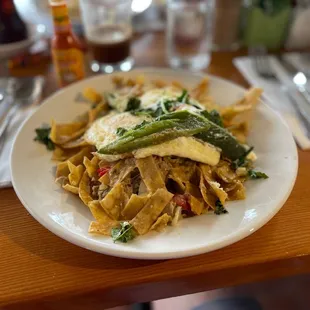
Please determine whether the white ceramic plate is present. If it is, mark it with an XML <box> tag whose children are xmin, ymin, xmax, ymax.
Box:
<box><xmin>11</xmin><ymin>68</ymin><xmax>298</xmax><ymax>259</ymax></box>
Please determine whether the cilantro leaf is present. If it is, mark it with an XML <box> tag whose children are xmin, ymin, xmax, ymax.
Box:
<box><xmin>125</xmin><ymin>97</ymin><xmax>141</xmax><ymax>111</ymax></box>
<box><xmin>34</xmin><ymin>127</ymin><xmax>55</xmax><ymax>151</ymax></box>
<box><xmin>214</xmin><ymin>200</ymin><xmax>228</xmax><ymax>215</ymax></box>
<box><xmin>111</xmin><ymin>222</ymin><xmax>136</xmax><ymax>243</ymax></box>
<box><xmin>248</xmin><ymin>170</ymin><xmax>269</xmax><ymax>180</ymax></box>
<box><xmin>177</xmin><ymin>89</ymin><xmax>190</xmax><ymax>104</ymax></box>
<box><xmin>231</xmin><ymin>146</ymin><xmax>254</xmax><ymax>170</ymax></box>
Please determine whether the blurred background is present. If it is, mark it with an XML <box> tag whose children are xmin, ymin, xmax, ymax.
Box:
<box><xmin>1</xmin><ymin>0</ymin><xmax>310</xmax><ymax>73</ymax></box>
<box><xmin>9</xmin><ymin>0</ymin><xmax>310</xmax><ymax>49</ymax></box>
<box><xmin>1</xmin><ymin>1</ymin><xmax>310</xmax><ymax>309</ymax></box>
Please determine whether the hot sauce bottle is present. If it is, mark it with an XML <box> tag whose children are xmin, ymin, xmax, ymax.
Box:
<box><xmin>49</xmin><ymin>0</ymin><xmax>85</xmax><ymax>87</ymax></box>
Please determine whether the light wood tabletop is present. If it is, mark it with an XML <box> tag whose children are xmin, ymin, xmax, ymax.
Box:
<box><xmin>1</xmin><ymin>33</ymin><xmax>310</xmax><ymax>310</ymax></box>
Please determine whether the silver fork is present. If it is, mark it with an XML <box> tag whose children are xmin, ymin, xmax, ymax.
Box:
<box><xmin>250</xmin><ymin>47</ymin><xmax>310</xmax><ymax>133</ymax></box>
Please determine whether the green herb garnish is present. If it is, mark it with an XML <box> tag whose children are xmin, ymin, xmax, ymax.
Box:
<box><xmin>231</xmin><ymin>146</ymin><xmax>254</xmax><ymax>170</ymax></box>
<box><xmin>161</xmin><ymin>99</ymin><xmax>178</xmax><ymax>114</ymax></box>
<box><xmin>111</xmin><ymin>222</ymin><xmax>136</xmax><ymax>243</ymax></box>
<box><xmin>177</xmin><ymin>89</ymin><xmax>190</xmax><ymax>104</ymax></box>
<box><xmin>125</xmin><ymin>97</ymin><xmax>141</xmax><ymax>111</ymax></box>
<box><xmin>34</xmin><ymin>127</ymin><xmax>55</xmax><ymax>151</ymax></box>
<box><xmin>131</xmin><ymin>103</ymin><xmax>172</xmax><ymax>118</ymax></box>
<box><xmin>116</xmin><ymin>127</ymin><xmax>128</xmax><ymax>136</ymax></box>
<box><xmin>214</xmin><ymin>200</ymin><xmax>228</xmax><ymax>215</ymax></box>
<box><xmin>248</xmin><ymin>170</ymin><xmax>269</xmax><ymax>180</ymax></box>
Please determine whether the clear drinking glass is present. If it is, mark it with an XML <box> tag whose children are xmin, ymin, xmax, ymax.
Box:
<box><xmin>166</xmin><ymin>0</ymin><xmax>215</xmax><ymax>71</ymax></box>
<box><xmin>79</xmin><ymin>0</ymin><xmax>134</xmax><ymax>73</ymax></box>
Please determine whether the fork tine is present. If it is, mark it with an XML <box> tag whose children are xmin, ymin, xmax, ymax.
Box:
<box><xmin>249</xmin><ymin>45</ymin><xmax>276</xmax><ymax>79</ymax></box>
<box><xmin>260</xmin><ymin>55</ymin><xmax>270</xmax><ymax>78</ymax></box>
<box><xmin>249</xmin><ymin>47</ymin><xmax>263</xmax><ymax>76</ymax></box>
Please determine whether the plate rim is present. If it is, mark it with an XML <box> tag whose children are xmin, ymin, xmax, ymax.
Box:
<box><xmin>10</xmin><ymin>68</ymin><xmax>299</xmax><ymax>259</ymax></box>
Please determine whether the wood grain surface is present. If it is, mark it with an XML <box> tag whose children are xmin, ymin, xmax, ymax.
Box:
<box><xmin>1</xmin><ymin>33</ymin><xmax>310</xmax><ymax>309</ymax></box>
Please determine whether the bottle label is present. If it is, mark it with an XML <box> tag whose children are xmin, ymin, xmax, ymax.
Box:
<box><xmin>51</xmin><ymin>3</ymin><xmax>70</xmax><ymax>32</ymax></box>
<box><xmin>52</xmin><ymin>48</ymin><xmax>85</xmax><ymax>87</ymax></box>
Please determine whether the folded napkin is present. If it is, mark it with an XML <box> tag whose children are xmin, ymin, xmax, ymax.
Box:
<box><xmin>234</xmin><ymin>54</ymin><xmax>310</xmax><ymax>150</ymax></box>
<box><xmin>0</xmin><ymin>105</ymin><xmax>36</xmax><ymax>188</ymax></box>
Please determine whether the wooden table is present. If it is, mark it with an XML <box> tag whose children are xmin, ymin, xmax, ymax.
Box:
<box><xmin>1</xmin><ymin>33</ymin><xmax>310</xmax><ymax>310</ymax></box>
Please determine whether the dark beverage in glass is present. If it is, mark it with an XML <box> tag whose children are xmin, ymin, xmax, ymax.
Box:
<box><xmin>0</xmin><ymin>0</ymin><xmax>28</xmax><ymax>44</ymax></box>
<box><xmin>87</xmin><ymin>25</ymin><xmax>132</xmax><ymax>64</ymax></box>
<box><xmin>79</xmin><ymin>0</ymin><xmax>134</xmax><ymax>73</ymax></box>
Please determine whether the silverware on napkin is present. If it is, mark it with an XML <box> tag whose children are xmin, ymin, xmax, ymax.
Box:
<box><xmin>0</xmin><ymin>76</ymin><xmax>45</xmax><ymax>142</ymax></box>
<box><xmin>277</xmin><ymin>55</ymin><xmax>310</xmax><ymax>101</ymax></box>
<box><xmin>249</xmin><ymin>47</ymin><xmax>310</xmax><ymax>134</ymax></box>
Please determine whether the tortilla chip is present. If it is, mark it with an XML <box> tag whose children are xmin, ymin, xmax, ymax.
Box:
<box><xmin>189</xmin><ymin>196</ymin><xmax>204</xmax><ymax>215</ymax></box>
<box><xmin>62</xmin><ymin>183</ymin><xmax>79</xmax><ymax>194</ymax></box>
<box><xmin>168</xmin><ymin>174</ymin><xmax>186</xmax><ymax>192</ymax></box>
<box><xmin>150</xmin><ymin>213</ymin><xmax>172</xmax><ymax>232</ymax></box>
<box><xmin>199</xmin><ymin>96</ymin><xmax>220</xmax><ymax>111</ymax></box>
<box><xmin>112</xmin><ymin>75</ymin><xmax>125</xmax><ymax>87</ymax></box>
<box><xmin>55</xmin><ymin>176</ymin><xmax>68</xmax><ymax>186</ymax></box>
<box><xmin>100</xmin><ymin>183</ymin><xmax>127</xmax><ymax>220</ymax></box>
<box><xmin>135</xmin><ymin>75</ymin><xmax>145</xmax><ymax>85</ymax></box>
<box><xmin>55</xmin><ymin>147</ymin><xmax>93</xmax><ymax>178</ymax></box>
<box><xmin>228</xmin><ymin>122</ymin><xmax>249</xmax><ymax>143</ymax></box>
<box><xmin>136</xmin><ymin>156</ymin><xmax>165</xmax><ymax>193</ymax></box>
<box><xmin>186</xmin><ymin>182</ymin><xmax>202</xmax><ymax>199</ymax></box>
<box><xmin>88</xmin><ymin>221</ymin><xmax>117</xmax><ymax>236</ymax></box>
<box><xmin>214</xmin><ymin>161</ymin><xmax>237</xmax><ymax>183</ymax></box>
<box><xmin>52</xmin><ymin>146</ymin><xmax>78</xmax><ymax>161</ymax></box>
<box><xmin>79</xmin><ymin>170</ymin><xmax>93</xmax><ymax>206</ymax></box>
<box><xmin>68</xmin><ymin>161</ymin><xmax>84</xmax><ymax>186</ymax></box>
<box><xmin>83</xmin><ymin>156</ymin><xmax>99</xmax><ymax>178</ymax></box>
<box><xmin>199</xmin><ymin>172</ymin><xmax>217</xmax><ymax>209</ymax></box>
<box><xmin>200</xmin><ymin>164</ymin><xmax>228</xmax><ymax>204</ymax></box>
<box><xmin>61</xmin><ymin>137</ymin><xmax>89</xmax><ymax>149</ymax></box>
<box><xmin>82</xmin><ymin>87</ymin><xmax>103</xmax><ymax>104</ymax></box>
<box><xmin>88</xmin><ymin>200</ymin><xmax>117</xmax><ymax>224</ymax></box>
<box><xmin>88</xmin><ymin>102</ymin><xmax>107</xmax><ymax>124</ymax></box>
<box><xmin>122</xmin><ymin>194</ymin><xmax>149</xmax><ymax>220</ymax></box>
<box><xmin>162</xmin><ymin>201</ymin><xmax>176</xmax><ymax>218</ymax></box>
<box><xmin>171</xmin><ymin>206</ymin><xmax>182</xmax><ymax>226</ymax></box>
<box><xmin>227</xmin><ymin>181</ymin><xmax>246</xmax><ymax>200</ymax></box>
<box><xmin>50</xmin><ymin>119</ymin><xmax>87</xmax><ymax>145</ymax></box>
<box><xmin>221</xmin><ymin>87</ymin><xmax>263</xmax><ymax>125</ymax></box>
<box><xmin>171</xmin><ymin>81</ymin><xmax>185</xmax><ymax>89</ymax></box>
<box><xmin>191</xmin><ymin>77</ymin><xmax>209</xmax><ymax>100</ymax></box>
<box><xmin>130</xmin><ymin>188</ymin><xmax>173</xmax><ymax>235</ymax></box>
<box><xmin>99</xmin><ymin>173</ymin><xmax>110</xmax><ymax>186</ymax></box>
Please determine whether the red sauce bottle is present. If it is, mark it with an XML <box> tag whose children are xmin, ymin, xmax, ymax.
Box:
<box><xmin>50</xmin><ymin>0</ymin><xmax>85</xmax><ymax>87</ymax></box>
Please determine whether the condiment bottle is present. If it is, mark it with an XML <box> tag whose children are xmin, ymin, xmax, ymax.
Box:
<box><xmin>49</xmin><ymin>0</ymin><xmax>85</xmax><ymax>87</ymax></box>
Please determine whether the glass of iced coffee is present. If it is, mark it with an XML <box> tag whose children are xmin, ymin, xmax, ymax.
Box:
<box><xmin>79</xmin><ymin>0</ymin><xmax>133</xmax><ymax>73</ymax></box>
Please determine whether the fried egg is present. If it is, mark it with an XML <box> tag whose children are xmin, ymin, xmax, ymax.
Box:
<box><xmin>85</xmin><ymin>89</ymin><xmax>221</xmax><ymax>164</ymax></box>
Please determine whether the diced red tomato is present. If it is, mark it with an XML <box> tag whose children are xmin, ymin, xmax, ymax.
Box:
<box><xmin>97</xmin><ymin>167</ymin><xmax>110</xmax><ymax>177</ymax></box>
<box><xmin>173</xmin><ymin>194</ymin><xmax>190</xmax><ymax>211</ymax></box>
